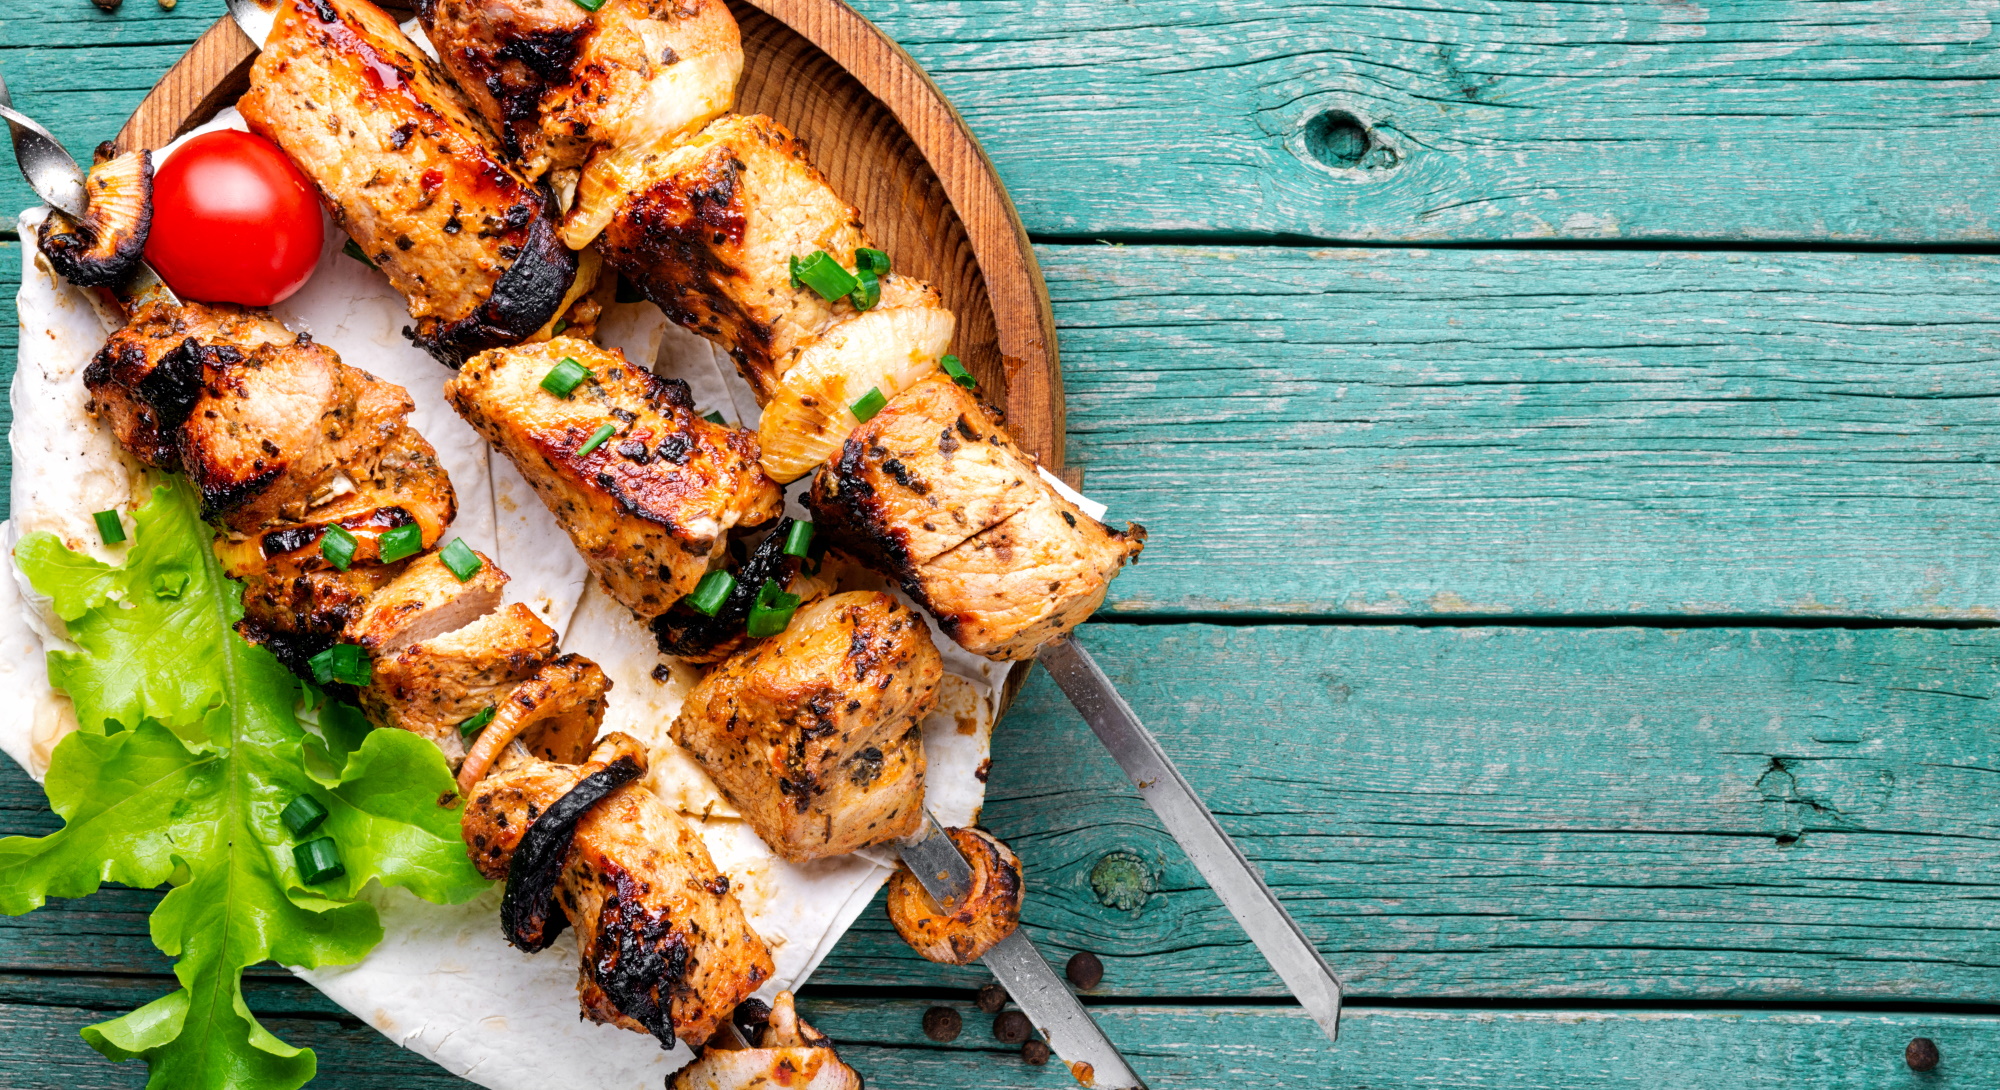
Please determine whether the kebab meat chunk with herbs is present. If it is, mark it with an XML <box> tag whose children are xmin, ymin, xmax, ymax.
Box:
<box><xmin>78</xmin><ymin>297</ymin><xmax>774</xmax><ymax>1053</ymax></box>
<box><xmin>238</xmin><ymin>0</ymin><xmax>580</xmax><ymax>366</ymax></box>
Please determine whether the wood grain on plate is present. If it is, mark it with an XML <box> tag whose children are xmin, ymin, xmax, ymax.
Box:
<box><xmin>106</xmin><ymin>0</ymin><xmax>1064</xmax><ymax>462</ymax></box>
<box><xmin>5</xmin><ymin>622</ymin><xmax>1994</xmax><ymax>1003</ymax></box>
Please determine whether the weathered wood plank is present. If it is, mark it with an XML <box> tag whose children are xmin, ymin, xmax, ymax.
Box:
<box><xmin>1050</xmin><ymin>245</ymin><xmax>2000</xmax><ymax>619</ymax></box>
<box><xmin>0</xmin><ymin>977</ymin><xmax>1993</xmax><ymax>1089</ymax></box>
<box><xmin>11</xmin><ymin>2</ymin><xmax>2000</xmax><ymax>244</ymax></box>
<box><xmin>3</xmin><ymin>624</ymin><xmax>1993</xmax><ymax>1001</ymax></box>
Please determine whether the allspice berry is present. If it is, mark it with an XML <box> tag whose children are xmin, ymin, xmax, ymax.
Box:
<box><xmin>993</xmin><ymin>1009</ymin><xmax>1031</xmax><ymax>1044</ymax></box>
<box><xmin>1066</xmin><ymin>950</ymin><xmax>1105</xmax><ymax>990</ymax></box>
<box><xmin>1022</xmin><ymin>1039</ymin><xmax>1051</xmax><ymax>1065</ymax></box>
<box><xmin>91</xmin><ymin>0</ymin><xmax>122</xmax><ymax>11</ymax></box>
<box><xmin>1906</xmin><ymin>1037</ymin><xmax>1940</xmax><ymax>1072</ymax></box>
<box><xmin>921</xmin><ymin>1006</ymin><xmax>962</xmax><ymax>1043</ymax></box>
<box><xmin>975</xmin><ymin>982</ymin><xmax>1008</xmax><ymax>1013</ymax></box>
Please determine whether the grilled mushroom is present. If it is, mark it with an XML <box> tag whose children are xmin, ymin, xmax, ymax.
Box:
<box><xmin>37</xmin><ymin>142</ymin><xmax>152</xmax><ymax>288</ymax></box>
<box><xmin>884</xmin><ymin>826</ymin><xmax>1023</xmax><ymax>964</ymax></box>
<box><xmin>669</xmin><ymin>991</ymin><xmax>862</xmax><ymax>1090</ymax></box>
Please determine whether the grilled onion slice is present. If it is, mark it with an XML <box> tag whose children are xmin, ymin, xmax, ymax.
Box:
<box><xmin>756</xmin><ymin>280</ymin><xmax>955</xmax><ymax>483</ymax></box>
<box><xmin>36</xmin><ymin>143</ymin><xmax>151</xmax><ymax>288</ymax></box>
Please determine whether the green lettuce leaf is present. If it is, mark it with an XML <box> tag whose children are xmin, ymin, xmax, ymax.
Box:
<box><xmin>1</xmin><ymin>481</ymin><xmax>489</xmax><ymax>1090</ymax></box>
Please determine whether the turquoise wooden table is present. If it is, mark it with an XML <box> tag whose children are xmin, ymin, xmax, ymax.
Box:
<box><xmin>2</xmin><ymin>0</ymin><xmax>1998</xmax><ymax>1085</ymax></box>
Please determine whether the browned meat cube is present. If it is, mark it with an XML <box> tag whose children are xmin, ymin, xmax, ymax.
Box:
<box><xmin>461</xmin><ymin>733</ymin><xmax>775</xmax><ymax>1048</ymax></box>
<box><xmin>361</xmin><ymin>602</ymin><xmax>559</xmax><ymax>766</ymax></box>
<box><xmin>596</xmin><ymin>114</ymin><xmax>873</xmax><ymax>400</ymax></box>
<box><xmin>808</xmin><ymin>376</ymin><xmax>1145</xmax><ymax>659</ymax></box>
<box><xmin>84</xmin><ymin>300</ymin><xmax>295</xmax><ymax>471</ymax></box>
<box><xmin>239</xmin><ymin>0</ymin><xmax>577</xmax><ymax>365</ymax></box>
<box><xmin>672</xmin><ymin>591</ymin><xmax>939</xmax><ymax>862</ymax></box>
<box><xmin>445</xmin><ymin>337</ymin><xmax>782</xmax><ymax>622</ymax></box>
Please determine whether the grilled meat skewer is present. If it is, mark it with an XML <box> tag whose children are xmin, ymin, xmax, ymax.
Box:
<box><xmin>239</xmin><ymin>0</ymin><xmax>578</xmax><ymax>366</ymax></box>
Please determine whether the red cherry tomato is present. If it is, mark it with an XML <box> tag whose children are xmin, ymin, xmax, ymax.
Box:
<box><xmin>144</xmin><ymin>130</ymin><xmax>325</xmax><ymax>306</ymax></box>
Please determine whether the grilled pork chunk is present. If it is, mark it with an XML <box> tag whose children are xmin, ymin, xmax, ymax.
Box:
<box><xmin>446</xmin><ymin>337</ymin><xmax>782</xmax><ymax>622</ymax></box>
<box><xmin>670</xmin><ymin>992</ymin><xmax>862</xmax><ymax>1090</ymax></box>
<box><xmin>597</xmin><ymin>114</ymin><xmax>874</xmax><ymax>401</ymax></box>
<box><xmin>885</xmin><ymin>826</ymin><xmax>1022</xmax><ymax>965</ymax></box>
<box><xmin>672</xmin><ymin>591</ymin><xmax>939</xmax><ymax>862</ymax></box>
<box><xmin>239</xmin><ymin>0</ymin><xmax>577</xmax><ymax>366</ymax></box>
<box><xmin>809</xmin><ymin>376</ymin><xmax>1145</xmax><ymax>659</ymax></box>
<box><xmin>419</xmin><ymin>0</ymin><xmax>742</xmax><ymax>247</ymax></box>
<box><xmin>363</xmin><ymin>600</ymin><xmax>559</xmax><ymax>767</ymax></box>
<box><xmin>462</xmin><ymin>733</ymin><xmax>775</xmax><ymax>1048</ymax></box>
<box><xmin>84</xmin><ymin>301</ymin><xmax>295</xmax><ymax>471</ymax></box>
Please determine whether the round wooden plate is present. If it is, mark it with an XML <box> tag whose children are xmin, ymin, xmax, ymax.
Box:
<box><xmin>111</xmin><ymin>0</ymin><xmax>1066</xmax><ymax>467</ymax></box>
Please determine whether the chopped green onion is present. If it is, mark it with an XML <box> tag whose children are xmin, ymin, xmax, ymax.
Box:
<box><xmin>439</xmin><ymin>537</ymin><xmax>482</xmax><ymax>582</ymax></box>
<box><xmin>569</xmin><ymin>0</ymin><xmax>605</xmax><ymax>10</ymax></box>
<box><xmin>378</xmin><ymin>522</ymin><xmax>423</xmax><ymax>564</ymax></box>
<box><xmin>308</xmin><ymin>643</ymin><xmax>372</xmax><ymax>687</ymax></box>
<box><xmin>703</xmin><ymin>410</ymin><xmax>727</xmax><ymax>425</ymax></box>
<box><xmin>93</xmin><ymin>509</ymin><xmax>125</xmax><ymax>545</ymax></box>
<box><xmin>541</xmin><ymin>357</ymin><xmax>591</xmax><ymax>398</ymax></box>
<box><xmin>684</xmin><ymin>570</ymin><xmax>736</xmax><ymax>617</ymax></box>
<box><xmin>855</xmin><ymin>247</ymin><xmax>890</xmax><ymax>276</ymax></box>
<box><xmin>745</xmin><ymin>579</ymin><xmax>802</xmax><ymax>638</ymax></box>
<box><xmin>294</xmin><ymin>836</ymin><xmax>346</xmax><ymax>885</ymax></box>
<box><xmin>850</xmin><ymin>268</ymin><xmax>881</xmax><ymax>311</ymax></box>
<box><xmin>341</xmin><ymin>239</ymin><xmax>376</xmax><ymax>269</ymax></box>
<box><xmin>790</xmin><ymin>250</ymin><xmax>858</xmax><ymax>302</ymax></box>
<box><xmin>151</xmin><ymin>570</ymin><xmax>189</xmax><ymax>599</ymax></box>
<box><xmin>577</xmin><ymin>422</ymin><xmax>616</xmax><ymax>457</ymax></box>
<box><xmin>850</xmin><ymin>386</ymin><xmax>887</xmax><ymax>423</ymax></box>
<box><xmin>940</xmin><ymin>354</ymin><xmax>977</xmax><ymax>390</ymax></box>
<box><xmin>782</xmin><ymin>520</ymin><xmax>815</xmax><ymax>558</ymax></box>
<box><xmin>457</xmin><ymin>705</ymin><xmax>497</xmax><ymax>740</ymax></box>
<box><xmin>552</xmin><ymin>319</ymin><xmax>568</xmax><ymax>335</ymax></box>
<box><xmin>321</xmin><ymin>524</ymin><xmax>358</xmax><ymax>571</ymax></box>
<box><xmin>281</xmin><ymin>794</ymin><xmax>328</xmax><ymax>838</ymax></box>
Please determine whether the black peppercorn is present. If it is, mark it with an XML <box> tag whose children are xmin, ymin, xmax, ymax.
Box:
<box><xmin>976</xmin><ymin>982</ymin><xmax>1008</xmax><ymax>1013</ymax></box>
<box><xmin>993</xmin><ymin>1009</ymin><xmax>1031</xmax><ymax>1044</ymax></box>
<box><xmin>922</xmin><ymin>1006</ymin><xmax>961</xmax><ymax>1042</ymax></box>
<box><xmin>731</xmin><ymin>998</ymin><xmax>772</xmax><ymax>1042</ymax></box>
<box><xmin>1066</xmin><ymin>951</ymin><xmax>1104</xmax><ymax>990</ymax></box>
<box><xmin>1022</xmin><ymin>1039</ymin><xmax>1051</xmax><ymax>1065</ymax></box>
<box><xmin>1907</xmin><ymin>1037</ymin><xmax>1940</xmax><ymax>1072</ymax></box>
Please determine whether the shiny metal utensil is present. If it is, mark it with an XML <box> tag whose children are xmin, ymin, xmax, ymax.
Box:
<box><xmin>899</xmin><ymin>813</ymin><xmax>1145</xmax><ymax>1089</ymax></box>
<box><xmin>1038</xmin><ymin>634</ymin><xmax>1345</xmax><ymax>1042</ymax></box>
<box><xmin>0</xmin><ymin>69</ymin><xmax>179</xmax><ymax>310</ymax></box>
<box><xmin>225</xmin><ymin>0</ymin><xmax>278</xmax><ymax>49</ymax></box>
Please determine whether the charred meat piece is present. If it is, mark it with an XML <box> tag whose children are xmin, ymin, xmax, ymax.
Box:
<box><xmin>462</xmin><ymin>733</ymin><xmax>776</xmax><ymax>1048</ymax></box>
<box><xmin>84</xmin><ymin>300</ymin><xmax>295</xmax><ymax>471</ymax></box>
<box><xmin>239</xmin><ymin>0</ymin><xmax>577</xmax><ymax>366</ymax></box>
<box><xmin>346</xmin><ymin>546</ymin><xmax>508</xmax><ymax>654</ymax></box>
<box><xmin>650</xmin><ymin>516</ymin><xmax>827</xmax><ymax>662</ymax></box>
<box><xmin>808</xmin><ymin>376</ymin><xmax>1145</xmax><ymax>660</ymax></box>
<box><xmin>362</xmin><ymin>602</ymin><xmax>558</xmax><ymax>767</ymax></box>
<box><xmin>672</xmin><ymin>591</ymin><xmax>939</xmax><ymax>862</ymax></box>
<box><xmin>669</xmin><ymin>991</ymin><xmax>862</xmax><ymax>1090</ymax></box>
<box><xmin>419</xmin><ymin>0</ymin><xmax>742</xmax><ymax>247</ymax></box>
<box><xmin>885</xmin><ymin>826</ymin><xmax>1022</xmax><ymax>965</ymax></box>
<box><xmin>446</xmin><ymin>337</ymin><xmax>782</xmax><ymax>622</ymax></box>
<box><xmin>36</xmin><ymin>142</ymin><xmax>152</xmax><ymax>288</ymax></box>
<box><xmin>237</xmin><ymin>560</ymin><xmax>408</xmax><ymax>677</ymax></box>
<box><xmin>597</xmin><ymin>114</ymin><xmax>874</xmax><ymax>401</ymax></box>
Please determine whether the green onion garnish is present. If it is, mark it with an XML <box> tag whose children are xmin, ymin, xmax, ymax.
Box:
<box><xmin>93</xmin><ymin>509</ymin><xmax>125</xmax><ymax>545</ymax></box>
<box><xmin>850</xmin><ymin>268</ymin><xmax>880</xmax><ymax>311</ymax></box>
<box><xmin>308</xmin><ymin>643</ymin><xmax>371</xmax><ymax>687</ymax></box>
<box><xmin>552</xmin><ymin>319</ymin><xmax>568</xmax><ymax>335</ymax></box>
<box><xmin>940</xmin><ymin>354</ymin><xmax>977</xmax><ymax>390</ymax></box>
<box><xmin>570</xmin><ymin>0</ymin><xmax>605</xmax><ymax>11</ymax></box>
<box><xmin>790</xmin><ymin>250</ymin><xmax>859</xmax><ymax>302</ymax></box>
<box><xmin>439</xmin><ymin>538</ymin><xmax>482</xmax><ymax>582</ymax></box>
<box><xmin>684</xmin><ymin>570</ymin><xmax>736</xmax><ymax>617</ymax></box>
<box><xmin>782</xmin><ymin>520</ymin><xmax>815</xmax><ymax>558</ymax></box>
<box><xmin>850</xmin><ymin>386</ymin><xmax>887</xmax><ymax>423</ymax></box>
<box><xmin>281</xmin><ymin>794</ymin><xmax>328</xmax><ymax>838</ymax></box>
<box><xmin>321</xmin><ymin>524</ymin><xmax>358</xmax><ymax>571</ymax></box>
<box><xmin>294</xmin><ymin>836</ymin><xmax>346</xmax><ymax>885</ymax></box>
<box><xmin>342</xmin><ymin>239</ymin><xmax>376</xmax><ymax>269</ymax></box>
<box><xmin>703</xmin><ymin>411</ymin><xmax>727</xmax><ymax>425</ymax></box>
<box><xmin>745</xmin><ymin>579</ymin><xmax>802</xmax><ymax>638</ymax></box>
<box><xmin>457</xmin><ymin>705</ymin><xmax>496</xmax><ymax>740</ymax></box>
<box><xmin>856</xmin><ymin>247</ymin><xmax>890</xmax><ymax>275</ymax></box>
<box><xmin>378</xmin><ymin>523</ymin><xmax>423</xmax><ymax>564</ymax></box>
<box><xmin>541</xmin><ymin>357</ymin><xmax>591</xmax><ymax>398</ymax></box>
<box><xmin>577</xmin><ymin>422</ymin><xmax>616</xmax><ymax>457</ymax></box>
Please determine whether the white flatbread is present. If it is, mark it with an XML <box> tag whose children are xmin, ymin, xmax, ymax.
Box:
<box><xmin>0</xmin><ymin>110</ymin><xmax>1005</xmax><ymax>1088</ymax></box>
